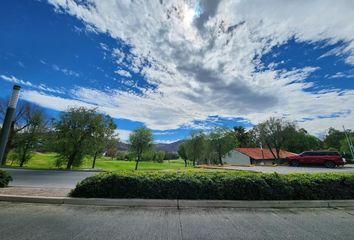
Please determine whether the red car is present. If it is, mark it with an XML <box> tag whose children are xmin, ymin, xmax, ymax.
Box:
<box><xmin>287</xmin><ymin>151</ymin><xmax>346</xmax><ymax>168</ymax></box>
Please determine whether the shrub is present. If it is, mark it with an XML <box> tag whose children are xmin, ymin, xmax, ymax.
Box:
<box><xmin>0</xmin><ymin>170</ymin><xmax>12</xmax><ymax>188</ymax></box>
<box><xmin>70</xmin><ymin>171</ymin><xmax>354</xmax><ymax>200</ymax></box>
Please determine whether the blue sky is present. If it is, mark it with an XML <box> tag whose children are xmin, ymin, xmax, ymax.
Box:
<box><xmin>1</xmin><ymin>0</ymin><xmax>354</xmax><ymax>142</ymax></box>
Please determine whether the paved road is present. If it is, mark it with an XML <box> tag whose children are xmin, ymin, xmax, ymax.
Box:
<box><xmin>1</xmin><ymin>168</ymin><xmax>97</xmax><ymax>188</ymax></box>
<box><xmin>0</xmin><ymin>202</ymin><xmax>353</xmax><ymax>240</ymax></box>
<box><xmin>225</xmin><ymin>165</ymin><xmax>354</xmax><ymax>174</ymax></box>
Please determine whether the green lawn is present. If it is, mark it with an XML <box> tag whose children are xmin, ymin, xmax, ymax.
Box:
<box><xmin>6</xmin><ymin>152</ymin><xmax>191</xmax><ymax>171</ymax></box>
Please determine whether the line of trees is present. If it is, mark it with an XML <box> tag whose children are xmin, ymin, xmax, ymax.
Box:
<box><xmin>0</xmin><ymin>100</ymin><xmax>176</xmax><ymax>170</ymax></box>
<box><xmin>177</xmin><ymin>117</ymin><xmax>353</xmax><ymax>166</ymax></box>
<box><xmin>177</xmin><ymin>127</ymin><xmax>237</xmax><ymax>166</ymax></box>
<box><xmin>0</xmin><ymin>101</ymin><xmax>119</xmax><ymax>169</ymax></box>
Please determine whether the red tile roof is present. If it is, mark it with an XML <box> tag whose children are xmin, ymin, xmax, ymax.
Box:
<box><xmin>235</xmin><ymin>148</ymin><xmax>296</xmax><ymax>160</ymax></box>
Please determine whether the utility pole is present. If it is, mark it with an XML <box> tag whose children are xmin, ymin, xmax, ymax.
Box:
<box><xmin>343</xmin><ymin>125</ymin><xmax>354</xmax><ymax>160</ymax></box>
<box><xmin>0</xmin><ymin>85</ymin><xmax>21</xmax><ymax>166</ymax></box>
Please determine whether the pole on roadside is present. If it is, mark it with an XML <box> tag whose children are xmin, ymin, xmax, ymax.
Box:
<box><xmin>0</xmin><ymin>85</ymin><xmax>21</xmax><ymax>166</ymax></box>
<box><xmin>343</xmin><ymin>125</ymin><xmax>354</xmax><ymax>161</ymax></box>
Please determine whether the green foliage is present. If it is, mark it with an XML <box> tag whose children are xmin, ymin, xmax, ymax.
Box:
<box><xmin>234</xmin><ymin>126</ymin><xmax>255</xmax><ymax>147</ymax></box>
<box><xmin>155</xmin><ymin>151</ymin><xmax>165</xmax><ymax>163</ymax></box>
<box><xmin>324</xmin><ymin>128</ymin><xmax>346</xmax><ymax>151</ymax></box>
<box><xmin>12</xmin><ymin>109</ymin><xmax>46</xmax><ymax>167</ymax></box>
<box><xmin>53</xmin><ymin>107</ymin><xmax>117</xmax><ymax>169</ymax></box>
<box><xmin>254</xmin><ymin>117</ymin><xmax>294</xmax><ymax>161</ymax></box>
<box><xmin>185</xmin><ymin>131</ymin><xmax>205</xmax><ymax>166</ymax></box>
<box><xmin>178</xmin><ymin>143</ymin><xmax>188</xmax><ymax>167</ymax></box>
<box><xmin>128</xmin><ymin>127</ymin><xmax>154</xmax><ymax>170</ymax></box>
<box><xmin>71</xmin><ymin>171</ymin><xmax>354</xmax><ymax>200</ymax></box>
<box><xmin>282</xmin><ymin>128</ymin><xmax>322</xmax><ymax>153</ymax></box>
<box><xmin>206</xmin><ymin>127</ymin><xmax>237</xmax><ymax>165</ymax></box>
<box><xmin>0</xmin><ymin>170</ymin><xmax>12</xmax><ymax>188</ymax></box>
<box><xmin>340</xmin><ymin>136</ymin><xmax>354</xmax><ymax>160</ymax></box>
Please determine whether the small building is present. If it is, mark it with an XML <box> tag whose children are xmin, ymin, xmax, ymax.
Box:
<box><xmin>223</xmin><ymin>148</ymin><xmax>296</xmax><ymax>165</ymax></box>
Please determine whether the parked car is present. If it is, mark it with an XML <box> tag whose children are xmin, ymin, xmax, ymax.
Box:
<box><xmin>287</xmin><ymin>151</ymin><xmax>346</xmax><ymax>168</ymax></box>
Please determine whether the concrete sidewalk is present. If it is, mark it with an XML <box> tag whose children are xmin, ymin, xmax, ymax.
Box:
<box><xmin>0</xmin><ymin>186</ymin><xmax>70</xmax><ymax>197</ymax></box>
<box><xmin>1</xmin><ymin>202</ymin><xmax>354</xmax><ymax>240</ymax></box>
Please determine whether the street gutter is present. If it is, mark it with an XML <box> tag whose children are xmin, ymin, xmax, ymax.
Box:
<box><xmin>1</xmin><ymin>194</ymin><xmax>354</xmax><ymax>208</ymax></box>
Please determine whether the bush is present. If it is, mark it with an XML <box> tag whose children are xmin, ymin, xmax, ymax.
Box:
<box><xmin>0</xmin><ymin>170</ymin><xmax>12</xmax><ymax>188</ymax></box>
<box><xmin>70</xmin><ymin>171</ymin><xmax>354</xmax><ymax>200</ymax></box>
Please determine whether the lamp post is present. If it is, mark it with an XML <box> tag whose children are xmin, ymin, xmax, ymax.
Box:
<box><xmin>0</xmin><ymin>85</ymin><xmax>21</xmax><ymax>166</ymax></box>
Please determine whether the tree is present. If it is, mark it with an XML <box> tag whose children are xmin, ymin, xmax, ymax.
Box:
<box><xmin>12</xmin><ymin>109</ymin><xmax>47</xmax><ymax>167</ymax></box>
<box><xmin>155</xmin><ymin>151</ymin><xmax>165</xmax><ymax>163</ymax></box>
<box><xmin>254</xmin><ymin>117</ymin><xmax>294</xmax><ymax>163</ymax></box>
<box><xmin>53</xmin><ymin>107</ymin><xmax>116</xmax><ymax>169</ymax></box>
<box><xmin>90</xmin><ymin>115</ymin><xmax>117</xmax><ymax>168</ymax></box>
<box><xmin>324</xmin><ymin>128</ymin><xmax>346</xmax><ymax>151</ymax></box>
<box><xmin>0</xmin><ymin>100</ymin><xmax>43</xmax><ymax>165</ymax></box>
<box><xmin>233</xmin><ymin>126</ymin><xmax>253</xmax><ymax>147</ymax></box>
<box><xmin>177</xmin><ymin>143</ymin><xmax>188</xmax><ymax>167</ymax></box>
<box><xmin>128</xmin><ymin>127</ymin><xmax>153</xmax><ymax>170</ymax></box>
<box><xmin>282</xmin><ymin>127</ymin><xmax>322</xmax><ymax>153</ymax></box>
<box><xmin>340</xmin><ymin>136</ymin><xmax>354</xmax><ymax>160</ymax></box>
<box><xmin>185</xmin><ymin>131</ymin><xmax>205</xmax><ymax>166</ymax></box>
<box><xmin>208</xmin><ymin>127</ymin><xmax>237</xmax><ymax>165</ymax></box>
<box><xmin>104</xmin><ymin>138</ymin><xmax>119</xmax><ymax>160</ymax></box>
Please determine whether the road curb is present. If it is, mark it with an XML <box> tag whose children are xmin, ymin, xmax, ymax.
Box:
<box><xmin>1</xmin><ymin>194</ymin><xmax>354</xmax><ymax>208</ymax></box>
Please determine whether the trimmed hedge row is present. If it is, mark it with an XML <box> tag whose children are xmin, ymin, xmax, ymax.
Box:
<box><xmin>70</xmin><ymin>171</ymin><xmax>354</xmax><ymax>200</ymax></box>
<box><xmin>0</xmin><ymin>170</ymin><xmax>12</xmax><ymax>188</ymax></box>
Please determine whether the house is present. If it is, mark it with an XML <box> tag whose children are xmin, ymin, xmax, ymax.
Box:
<box><xmin>223</xmin><ymin>148</ymin><xmax>296</xmax><ymax>165</ymax></box>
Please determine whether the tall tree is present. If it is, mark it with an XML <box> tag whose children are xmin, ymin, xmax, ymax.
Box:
<box><xmin>90</xmin><ymin>115</ymin><xmax>117</xmax><ymax>168</ymax></box>
<box><xmin>208</xmin><ymin>127</ymin><xmax>237</xmax><ymax>165</ymax></box>
<box><xmin>185</xmin><ymin>131</ymin><xmax>205</xmax><ymax>166</ymax></box>
<box><xmin>13</xmin><ymin>109</ymin><xmax>47</xmax><ymax>167</ymax></box>
<box><xmin>53</xmin><ymin>107</ymin><xmax>115</xmax><ymax>169</ymax></box>
<box><xmin>177</xmin><ymin>142</ymin><xmax>188</xmax><ymax>167</ymax></box>
<box><xmin>282</xmin><ymin>127</ymin><xmax>322</xmax><ymax>153</ymax></box>
<box><xmin>128</xmin><ymin>127</ymin><xmax>153</xmax><ymax>170</ymax></box>
<box><xmin>324</xmin><ymin>128</ymin><xmax>346</xmax><ymax>151</ymax></box>
<box><xmin>233</xmin><ymin>126</ymin><xmax>252</xmax><ymax>147</ymax></box>
<box><xmin>0</xmin><ymin>100</ymin><xmax>43</xmax><ymax>165</ymax></box>
<box><xmin>254</xmin><ymin>117</ymin><xmax>294</xmax><ymax>163</ymax></box>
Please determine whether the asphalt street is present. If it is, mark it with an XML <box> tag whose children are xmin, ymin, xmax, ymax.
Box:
<box><xmin>1</xmin><ymin>168</ymin><xmax>97</xmax><ymax>188</ymax></box>
<box><xmin>0</xmin><ymin>202</ymin><xmax>353</xmax><ymax>240</ymax></box>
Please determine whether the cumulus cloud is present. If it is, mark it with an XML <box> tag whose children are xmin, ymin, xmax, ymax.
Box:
<box><xmin>32</xmin><ymin>0</ymin><xmax>354</xmax><ymax>133</ymax></box>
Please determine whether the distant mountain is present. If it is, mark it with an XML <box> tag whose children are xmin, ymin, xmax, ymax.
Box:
<box><xmin>117</xmin><ymin>142</ymin><xmax>129</xmax><ymax>151</ymax></box>
<box><xmin>154</xmin><ymin>140</ymin><xmax>185</xmax><ymax>153</ymax></box>
<box><xmin>117</xmin><ymin>140</ymin><xmax>185</xmax><ymax>153</ymax></box>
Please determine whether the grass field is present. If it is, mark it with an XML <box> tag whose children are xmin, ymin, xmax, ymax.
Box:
<box><xmin>5</xmin><ymin>152</ymin><xmax>191</xmax><ymax>171</ymax></box>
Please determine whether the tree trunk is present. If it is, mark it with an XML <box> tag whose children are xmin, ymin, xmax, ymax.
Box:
<box><xmin>66</xmin><ymin>152</ymin><xmax>76</xmax><ymax>169</ymax></box>
<box><xmin>218</xmin><ymin>151</ymin><xmax>223</xmax><ymax>166</ymax></box>
<box><xmin>184</xmin><ymin>159</ymin><xmax>187</xmax><ymax>167</ymax></box>
<box><xmin>267</xmin><ymin>143</ymin><xmax>278</xmax><ymax>164</ymax></box>
<box><xmin>135</xmin><ymin>155</ymin><xmax>140</xmax><ymax>170</ymax></box>
<box><xmin>92</xmin><ymin>151</ymin><xmax>98</xmax><ymax>168</ymax></box>
<box><xmin>19</xmin><ymin>157</ymin><xmax>25</xmax><ymax>167</ymax></box>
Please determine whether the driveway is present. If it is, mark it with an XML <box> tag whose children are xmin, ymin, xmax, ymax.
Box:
<box><xmin>1</xmin><ymin>168</ymin><xmax>97</xmax><ymax>188</ymax></box>
<box><xmin>0</xmin><ymin>202</ymin><xmax>353</xmax><ymax>240</ymax></box>
<box><xmin>223</xmin><ymin>164</ymin><xmax>354</xmax><ymax>174</ymax></box>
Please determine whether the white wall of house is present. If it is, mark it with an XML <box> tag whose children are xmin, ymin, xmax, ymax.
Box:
<box><xmin>223</xmin><ymin>150</ymin><xmax>250</xmax><ymax>165</ymax></box>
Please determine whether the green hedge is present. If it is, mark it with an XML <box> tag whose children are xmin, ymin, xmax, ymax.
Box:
<box><xmin>0</xmin><ymin>170</ymin><xmax>12</xmax><ymax>188</ymax></box>
<box><xmin>70</xmin><ymin>171</ymin><xmax>354</xmax><ymax>200</ymax></box>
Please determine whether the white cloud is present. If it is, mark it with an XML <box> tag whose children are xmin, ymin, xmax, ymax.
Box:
<box><xmin>37</xmin><ymin>0</ymin><xmax>354</xmax><ymax>134</ymax></box>
<box><xmin>154</xmin><ymin>139</ymin><xmax>181</xmax><ymax>144</ymax></box>
<box><xmin>115</xmin><ymin>69</ymin><xmax>131</xmax><ymax>78</ymax></box>
<box><xmin>115</xmin><ymin>129</ymin><xmax>131</xmax><ymax>142</ymax></box>
<box><xmin>1</xmin><ymin>74</ymin><xmax>64</xmax><ymax>94</ymax></box>
<box><xmin>52</xmin><ymin>64</ymin><xmax>80</xmax><ymax>77</ymax></box>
